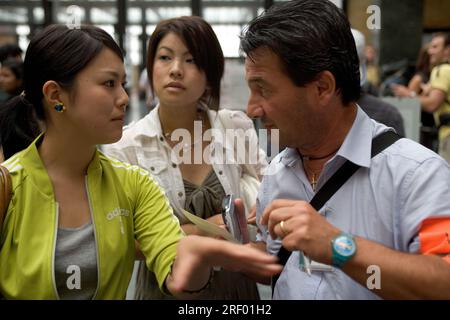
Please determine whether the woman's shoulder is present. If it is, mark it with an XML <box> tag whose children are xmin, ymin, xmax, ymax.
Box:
<box><xmin>216</xmin><ymin>108</ymin><xmax>254</xmax><ymax>130</ymax></box>
<box><xmin>103</xmin><ymin>110</ymin><xmax>161</xmax><ymax>157</ymax></box>
<box><xmin>99</xmin><ymin>152</ymin><xmax>160</xmax><ymax>187</ymax></box>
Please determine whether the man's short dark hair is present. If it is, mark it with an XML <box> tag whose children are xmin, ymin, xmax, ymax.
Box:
<box><xmin>0</xmin><ymin>43</ymin><xmax>22</xmax><ymax>63</ymax></box>
<box><xmin>433</xmin><ymin>32</ymin><xmax>450</xmax><ymax>48</ymax></box>
<box><xmin>240</xmin><ymin>0</ymin><xmax>361</xmax><ymax>105</ymax></box>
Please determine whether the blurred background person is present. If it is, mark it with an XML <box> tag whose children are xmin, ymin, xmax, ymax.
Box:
<box><xmin>0</xmin><ymin>57</ymin><xmax>38</xmax><ymax>161</ymax></box>
<box><xmin>418</xmin><ymin>32</ymin><xmax>450</xmax><ymax>163</ymax></box>
<box><xmin>352</xmin><ymin>29</ymin><xmax>405</xmax><ymax>136</ymax></box>
<box><xmin>0</xmin><ymin>58</ymin><xmax>24</xmax><ymax>102</ymax></box>
<box><xmin>392</xmin><ymin>44</ymin><xmax>438</xmax><ymax>151</ymax></box>
<box><xmin>0</xmin><ymin>43</ymin><xmax>23</xmax><ymax>102</ymax></box>
<box><xmin>0</xmin><ymin>43</ymin><xmax>22</xmax><ymax>62</ymax></box>
<box><xmin>364</xmin><ymin>44</ymin><xmax>380</xmax><ymax>92</ymax></box>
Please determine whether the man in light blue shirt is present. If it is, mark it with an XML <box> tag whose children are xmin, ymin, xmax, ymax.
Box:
<box><xmin>240</xmin><ymin>0</ymin><xmax>450</xmax><ymax>299</ymax></box>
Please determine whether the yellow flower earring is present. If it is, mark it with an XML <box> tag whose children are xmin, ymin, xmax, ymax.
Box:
<box><xmin>54</xmin><ymin>102</ymin><xmax>66</xmax><ymax>113</ymax></box>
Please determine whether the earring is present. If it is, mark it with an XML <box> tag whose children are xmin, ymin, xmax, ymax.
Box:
<box><xmin>54</xmin><ymin>102</ymin><xmax>66</xmax><ymax>113</ymax></box>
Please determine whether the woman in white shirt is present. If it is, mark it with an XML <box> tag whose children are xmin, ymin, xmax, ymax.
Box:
<box><xmin>103</xmin><ymin>16</ymin><xmax>268</xmax><ymax>299</ymax></box>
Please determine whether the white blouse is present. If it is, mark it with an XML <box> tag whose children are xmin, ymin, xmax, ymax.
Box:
<box><xmin>102</xmin><ymin>103</ymin><xmax>267</xmax><ymax>224</ymax></box>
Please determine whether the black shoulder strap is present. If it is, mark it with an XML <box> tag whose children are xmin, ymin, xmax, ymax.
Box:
<box><xmin>272</xmin><ymin>130</ymin><xmax>400</xmax><ymax>292</ymax></box>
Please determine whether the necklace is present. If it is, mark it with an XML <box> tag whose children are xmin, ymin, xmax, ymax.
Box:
<box><xmin>304</xmin><ymin>166</ymin><xmax>321</xmax><ymax>192</ymax></box>
<box><xmin>162</xmin><ymin>110</ymin><xmax>205</xmax><ymax>150</ymax></box>
<box><xmin>300</xmin><ymin>147</ymin><xmax>340</xmax><ymax>161</ymax></box>
<box><xmin>310</xmin><ymin>172</ymin><xmax>318</xmax><ymax>192</ymax></box>
<box><xmin>300</xmin><ymin>151</ymin><xmax>323</xmax><ymax>192</ymax></box>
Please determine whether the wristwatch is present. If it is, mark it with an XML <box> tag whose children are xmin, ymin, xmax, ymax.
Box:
<box><xmin>331</xmin><ymin>232</ymin><xmax>356</xmax><ymax>268</ymax></box>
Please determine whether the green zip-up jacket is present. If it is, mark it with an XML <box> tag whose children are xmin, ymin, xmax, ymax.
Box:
<box><xmin>0</xmin><ymin>136</ymin><xmax>183</xmax><ymax>299</ymax></box>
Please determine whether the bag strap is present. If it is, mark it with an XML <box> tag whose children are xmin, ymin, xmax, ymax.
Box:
<box><xmin>0</xmin><ymin>165</ymin><xmax>12</xmax><ymax>229</ymax></box>
<box><xmin>272</xmin><ymin>130</ymin><xmax>400</xmax><ymax>291</ymax></box>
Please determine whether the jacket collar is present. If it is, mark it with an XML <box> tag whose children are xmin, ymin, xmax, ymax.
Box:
<box><xmin>20</xmin><ymin>133</ymin><xmax>102</xmax><ymax>198</ymax></box>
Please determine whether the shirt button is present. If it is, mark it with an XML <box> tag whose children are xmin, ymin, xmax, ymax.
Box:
<box><xmin>178</xmin><ymin>192</ymin><xmax>183</xmax><ymax>197</ymax></box>
<box><xmin>159</xmin><ymin>136</ymin><xmax>164</xmax><ymax>142</ymax></box>
<box><xmin>172</xmin><ymin>163</ymin><xmax>177</xmax><ymax>168</ymax></box>
<box><xmin>150</xmin><ymin>166</ymin><xmax>155</xmax><ymax>171</ymax></box>
<box><xmin>218</xmin><ymin>170</ymin><xmax>223</xmax><ymax>175</ymax></box>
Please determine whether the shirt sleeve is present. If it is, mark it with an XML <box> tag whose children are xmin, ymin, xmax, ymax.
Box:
<box><xmin>132</xmin><ymin>168</ymin><xmax>184</xmax><ymax>290</ymax></box>
<box><xmin>399</xmin><ymin>156</ymin><xmax>450</xmax><ymax>253</ymax></box>
<box><xmin>102</xmin><ymin>142</ymin><xmax>139</xmax><ymax>165</ymax></box>
<box><xmin>255</xmin><ymin>170</ymin><xmax>283</xmax><ymax>256</ymax></box>
<box><xmin>430</xmin><ymin>65</ymin><xmax>450</xmax><ymax>94</ymax></box>
<box><xmin>221</xmin><ymin>109</ymin><xmax>269</xmax><ymax>178</ymax></box>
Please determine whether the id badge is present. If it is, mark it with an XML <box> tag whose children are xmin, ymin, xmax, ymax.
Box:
<box><xmin>299</xmin><ymin>251</ymin><xmax>334</xmax><ymax>273</ymax></box>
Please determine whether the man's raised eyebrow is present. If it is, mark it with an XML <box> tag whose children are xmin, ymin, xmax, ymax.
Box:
<box><xmin>247</xmin><ymin>77</ymin><xmax>268</xmax><ymax>85</ymax></box>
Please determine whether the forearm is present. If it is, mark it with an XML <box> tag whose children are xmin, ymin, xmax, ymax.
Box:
<box><xmin>165</xmin><ymin>262</ymin><xmax>212</xmax><ymax>299</ymax></box>
<box><xmin>244</xmin><ymin>241</ymin><xmax>271</xmax><ymax>284</ymax></box>
<box><xmin>420</xmin><ymin>95</ymin><xmax>439</xmax><ymax>113</ymax></box>
<box><xmin>248</xmin><ymin>240</ymin><xmax>267</xmax><ymax>252</ymax></box>
<box><xmin>181</xmin><ymin>213</ymin><xmax>224</xmax><ymax>236</ymax></box>
<box><xmin>181</xmin><ymin>223</ymin><xmax>204</xmax><ymax>236</ymax></box>
<box><xmin>408</xmin><ymin>75</ymin><xmax>422</xmax><ymax>93</ymax></box>
<box><xmin>344</xmin><ymin>237</ymin><xmax>450</xmax><ymax>299</ymax></box>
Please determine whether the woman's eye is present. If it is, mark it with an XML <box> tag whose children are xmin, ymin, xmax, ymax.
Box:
<box><xmin>159</xmin><ymin>55</ymin><xmax>170</xmax><ymax>61</ymax></box>
<box><xmin>105</xmin><ymin>80</ymin><xmax>115</xmax><ymax>87</ymax></box>
<box><xmin>186</xmin><ymin>57</ymin><xmax>195</xmax><ymax>64</ymax></box>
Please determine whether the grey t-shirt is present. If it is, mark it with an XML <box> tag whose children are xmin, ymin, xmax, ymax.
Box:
<box><xmin>55</xmin><ymin>221</ymin><xmax>98</xmax><ymax>300</ymax></box>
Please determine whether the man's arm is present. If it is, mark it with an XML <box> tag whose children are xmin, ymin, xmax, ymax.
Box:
<box><xmin>261</xmin><ymin>199</ymin><xmax>450</xmax><ymax>299</ymax></box>
<box><xmin>420</xmin><ymin>88</ymin><xmax>447</xmax><ymax>113</ymax></box>
<box><xmin>343</xmin><ymin>237</ymin><xmax>450</xmax><ymax>299</ymax></box>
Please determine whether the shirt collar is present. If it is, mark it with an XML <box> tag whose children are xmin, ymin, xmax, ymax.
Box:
<box><xmin>335</xmin><ymin>105</ymin><xmax>373</xmax><ymax>168</ymax></box>
<box><xmin>142</xmin><ymin>104</ymin><xmax>164</xmax><ymax>138</ymax></box>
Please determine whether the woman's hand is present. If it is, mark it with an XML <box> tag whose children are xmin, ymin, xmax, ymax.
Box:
<box><xmin>391</xmin><ymin>84</ymin><xmax>414</xmax><ymax>98</ymax></box>
<box><xmin>206</xmin><ymin>213</ymin><xmax>225</xmax><ymax>227</ymax></box>
<box><xmin>166</xmin><ymin>235</ymin><xmax>282</xmax><ymax>297</ymax></box>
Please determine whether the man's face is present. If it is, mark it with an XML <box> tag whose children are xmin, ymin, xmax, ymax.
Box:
<box><xmin>428</xmin><ymin>36</ymin><xmax>449</xmax><ymax>66</ymax></box>
<box><xmin>245</xmin><ymin>47</ymin><xmax>324</xmax><ymax>150</ymax></box>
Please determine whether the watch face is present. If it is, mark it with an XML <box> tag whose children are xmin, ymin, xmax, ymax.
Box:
<box><xmin>334</xmin><ymin>235</ymin><xmax>356</xmax><ymax>257</ymax></box>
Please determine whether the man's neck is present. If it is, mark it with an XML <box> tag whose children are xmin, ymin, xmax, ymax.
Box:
<box><xmin>298</xmin><ymin>102</ymin><xmax>358</xmax><ymax>161</ymax></box>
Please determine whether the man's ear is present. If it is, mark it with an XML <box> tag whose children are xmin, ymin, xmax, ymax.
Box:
<box><xmin>42</xmin><ymin>80</ymin><xmax>64</xmax><ymax>107</ymax></box>
<box><xmin>445</xmin><ymin>45</ymin><xmax>450</xmax><ymax>59</ymax></box>
<box><xmin>315</xmin><ymin>70</ymin><xmax>336</xmax><ymax>105</ymax></box>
